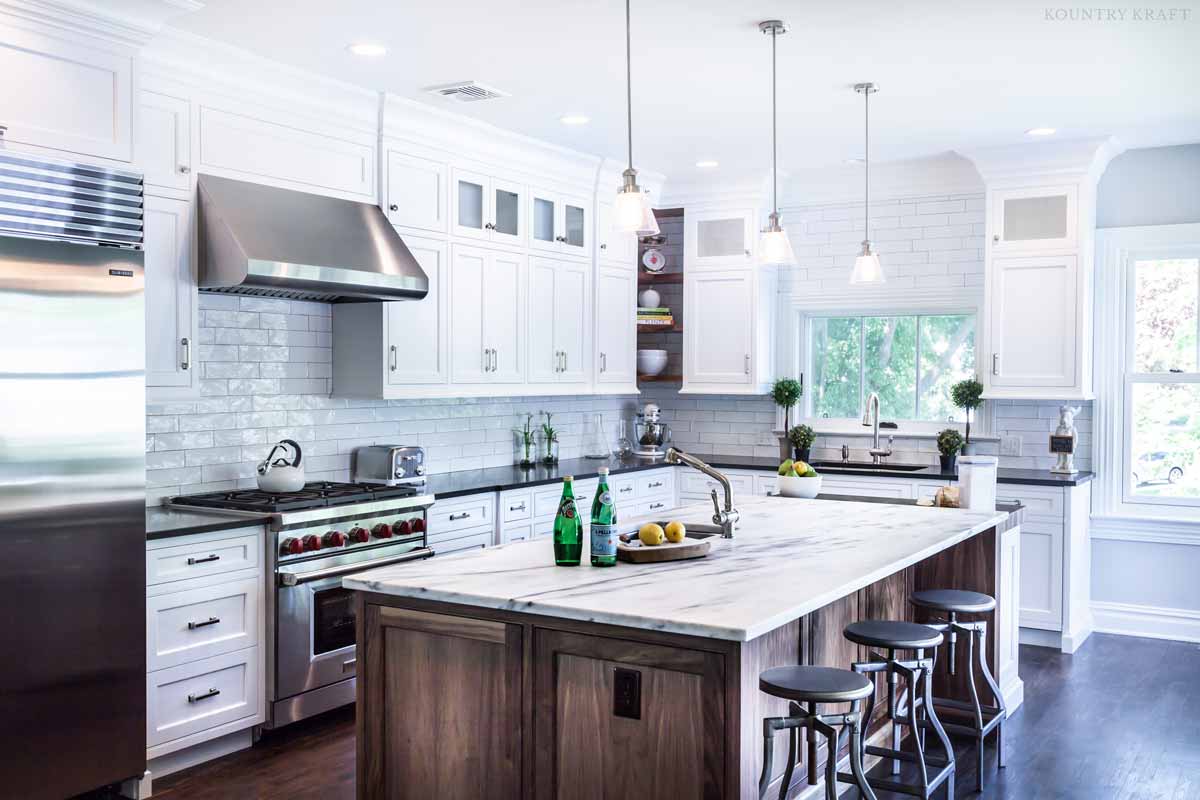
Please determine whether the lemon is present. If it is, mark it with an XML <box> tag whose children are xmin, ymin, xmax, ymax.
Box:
<box><xmin>664</xmin><ymin>521</ymin><xmax>686</xmax><ymax>543</ymax></box>
<box><xmin>638</xmin><ymin>523</ymin><xmax>665</xmax><ymax>546</ymax></box>
<box><xmin>792</xmin><ymin>460</ymin><xmax>810</xmax><ymax>476</ymax></box>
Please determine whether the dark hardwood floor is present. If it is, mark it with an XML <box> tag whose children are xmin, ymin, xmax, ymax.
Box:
<box><xmin>141</xmin><ymin>634</ymin><xmax>1197</xmax><ymax>800</ymax></box>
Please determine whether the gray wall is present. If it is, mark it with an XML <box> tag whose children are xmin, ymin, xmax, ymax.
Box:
<box><xmin>1097</xmin><ymin>144</ymin><xmax>1200</xmax><ymax>228</ymax></box>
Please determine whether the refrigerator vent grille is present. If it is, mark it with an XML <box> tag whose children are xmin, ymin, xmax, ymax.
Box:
<box><xmin>0</xmin><ymin>151</ymin><xmax>143</xmax><ymax>248</ymax></box>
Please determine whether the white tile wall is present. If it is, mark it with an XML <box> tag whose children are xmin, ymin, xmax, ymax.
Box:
<box><xmin>146</xmin><ymin>294</ymin><xmax>639</xmax><ymax>504</ymax></box>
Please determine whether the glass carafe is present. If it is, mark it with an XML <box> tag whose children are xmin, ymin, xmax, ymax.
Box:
<box><xmin>583</xmin><ymin>413</ymin><xmax>611</xmax><ymax>459</ymax></box>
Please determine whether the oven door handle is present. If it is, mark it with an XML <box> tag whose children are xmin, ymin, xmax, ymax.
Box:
<box><xmin>277</xmin><ymin>548</ymin><xmax>435</xmax><ymax>587</ymax></box>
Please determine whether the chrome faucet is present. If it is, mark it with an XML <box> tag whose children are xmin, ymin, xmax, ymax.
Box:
<box><xmin>861</xmin><ymin>392</ymin><xmax>894</xmax><ymax>465</ymax></box>
<box><xmin>665</xmin><ymin>448</ymin><xmax>739</xmax><ymax>538</ymax></box>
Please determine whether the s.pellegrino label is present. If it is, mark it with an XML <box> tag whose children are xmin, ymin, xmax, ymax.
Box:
<box><xmin>590</xmin><ymin>468</ymin><xmax>617</xmax><ymax>567</ymax></box>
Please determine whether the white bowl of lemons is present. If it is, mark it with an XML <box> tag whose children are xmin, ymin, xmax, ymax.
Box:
<box><xmin>776</xmin><ymin>459</ymin><xmax>822</xmax><ymax>498</ymax></box>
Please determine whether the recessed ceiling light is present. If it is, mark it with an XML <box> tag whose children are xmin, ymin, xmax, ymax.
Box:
<box><xmin>347</xmin><ymin>42</ymin><xmax>387</xmax><ymax>57</ymax></box>
<box><xmin>695</xmin><ymin>160</ymin><xmax>719</xmax><ymax>168</ymax></box>
<box><xmin>1026</xmin><ymin>127</ymin><xmax>1056</xmax><ymax>136</ymax></box>
<box><xmin>559</xmin><ymin>113</ymin><xmax>590</xmax><ymax>126</ymax></box>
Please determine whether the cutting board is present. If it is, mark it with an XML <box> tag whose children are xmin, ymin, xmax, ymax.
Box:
<box><xmin>616</xmin><ymin>536</ymin><xmax>711</xmax><ymax>563</ymax></box>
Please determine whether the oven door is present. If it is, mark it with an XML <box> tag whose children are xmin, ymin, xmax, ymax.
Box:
<box><xmin>275</xmin><ymin>545</ymin><xmax>432</xmax><ymax>702</ymax></box>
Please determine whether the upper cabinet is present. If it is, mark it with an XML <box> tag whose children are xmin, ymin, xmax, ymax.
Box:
<box><xmin>684</xmin><ymin>208</ymin><xmax>755</xmax><ymax>270</ymax></box>
<box><xmin>452</xmin><ymin>168</ymin><xmax>525</xmax><ymax>247</ymax></box>
<box><xmin>449</xmin><ymin>244</ymin><xmax>525</xmax><ymax>385</ymax></box>
<box><xmin>595</xmin><ymin>266</ymin><xmax>637</xmax><ymax>391</ymax></box>
<box><xmin>682</xmin><ymin>267</ymin><xmax>776</xmax><ymax>394</ymax></box>
<box><xmin>529</xmin><ymin>188</ymin><xmax>591</xmax><ymax>258</ymax></box>
<box><xmin>384</xmin><ymin>150</ymin><xmax>447</xmax><ymax>235</ymax></box>
<box><xmin>137</xmin><ymin>91</ymin><xmax>192</xmax><ymax>194</ymax></box>
<box><xmin>987</xmin><ymin>255</ymin><xmax>1079</xmax><ymax>390</ymax></box>
<box><xmin>527</xmin><ymin>258</ymin><xmax>590</xmax><ymax>384</ymax></box>
<box><xmin>144</xmin><ymin>196</ymin><xmax>200</xmax><ymax>397</ymax></box>
<box><xmin>596</xmin><ymin>201</ymin><xmax>637</xmax><ymax>267</ymax></box>
<box><xmin>0</xmin><ymin>24</ymin><xmax>133</xmax><ymax>162</ymax></box>
<box><xmin>989</xmin><ymin>184</ymin><xmax>1078</xmax><ymax>255</ymax></box>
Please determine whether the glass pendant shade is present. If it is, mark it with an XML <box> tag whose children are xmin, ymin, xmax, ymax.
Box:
<box><xmin>850</xmin><ymin>242</ymin><xmax>885</xmax><ymax>284</ymax></box>
<box><xmin>759</xmin><ymin>225</ymin><xmax>795</xmax><ymax>266</ymax></box>
<box><xmin>614</xmin><ymin>187</ymin><xmax>658</xmax><ymax>235</ymax></box>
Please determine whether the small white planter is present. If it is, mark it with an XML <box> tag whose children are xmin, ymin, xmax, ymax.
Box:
<box><xmin>777</xmin><ymin>474</ymin><xmax>822</xmax><ymax>499</ymax></box>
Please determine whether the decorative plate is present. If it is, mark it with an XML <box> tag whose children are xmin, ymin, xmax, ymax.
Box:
<box><xmin>642</xmin><ymin>248</ymin><xmax>665</xmax><ymax>273</ymax></box>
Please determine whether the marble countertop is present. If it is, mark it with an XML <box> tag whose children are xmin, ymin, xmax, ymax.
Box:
<box><xmin>344</xmin><ymin>494</ymin><xmax>1009</xmax><ymax>642</ymax></box>
<box><xmin>145</xmin><ymin>507</ymin><xmax>272</xmax><ymax>540</ymax></box>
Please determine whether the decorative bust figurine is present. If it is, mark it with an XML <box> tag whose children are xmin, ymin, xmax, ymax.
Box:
<box><xmin>1050</xmin><ymin>404</ymin><xmax>1081</xmax><ymax>474</ymax></box>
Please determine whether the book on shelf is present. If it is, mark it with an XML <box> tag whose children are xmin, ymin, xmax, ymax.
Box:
<box><xmin>637</xmin><ymin>316</ymin><xmax>675</xmax><ymax>326</ymax></box>
<box><xmin>636</xmin><ymin>306</ymin><xmax>671</xmax><ymax>313</ymax></box>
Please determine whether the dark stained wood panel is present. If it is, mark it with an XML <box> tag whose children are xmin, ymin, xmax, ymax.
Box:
<box><xmin>737</xmin><ymin>621</ymin><xmax>803</xmax><ymax>797</ymax></box>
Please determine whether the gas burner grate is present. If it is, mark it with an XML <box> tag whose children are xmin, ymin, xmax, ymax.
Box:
<box><xmin>171</xmin><ymin>481</ymin><xmax>420</xmax><ymax>513</ymax></box>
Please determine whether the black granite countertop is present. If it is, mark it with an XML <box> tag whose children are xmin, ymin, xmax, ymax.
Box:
<box><xmin>426</xmin><ymin>455</ymin><xmax>672</xmax><ymax>499</ymax></box>
<box><xmin>704</xmin><ymin>454</ymin><xmax>1094</xmax><ymax>488</ymax></box>
<box><xmin>146</xmin><ymin>507</ymin><xmax>272</xmax><ymax>540</ymax></box>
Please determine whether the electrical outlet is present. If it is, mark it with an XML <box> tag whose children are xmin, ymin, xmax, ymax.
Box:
<box><xmin>1000</xmin><ymin>435</ymin><xmax>1021</xmax><ymax>457</ymax></box>
<box><xmin>613</xmin><ymin>667</ymin><xmax>641</xmax><ymax>720</ymax></box>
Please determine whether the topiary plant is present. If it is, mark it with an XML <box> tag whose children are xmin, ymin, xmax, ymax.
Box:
<box><xmin>771</xmin><ymin>378</ymin><xmax>803</xmax><ymax>433</ymax></box>
<box><xmin>788</xmin><ymin>424</ymin><xmax>816</xmax><ymax>450</ymax></box>
<box><xmin>937</xmin><ymin>428</ymin><xmax>964</xmax><ymax>457</ymax></box>
<box><xmin>950</xmin><ymin>378</ymin><xmax>984</xmax><ymax>445</ymax></box>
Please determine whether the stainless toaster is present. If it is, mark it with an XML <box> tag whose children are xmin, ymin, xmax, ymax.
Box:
<box><xmin>353</xmin><ymin>445</ymin><xmax>426</xmax><ymax>486</ymax></box>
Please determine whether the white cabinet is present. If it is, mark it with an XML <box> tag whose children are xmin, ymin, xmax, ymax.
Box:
<box><xmin>384</xmin><ymin>150</ymin><xmax>447</xmax><ymax>234</ymax></box>
<box><xmin>682</xmin><ymin>267</ymin><xmax>776</xmax><ymax>394</ymax></box>
<box><xmin>529</xmin><ymin>188</ymin><xmax>591</xmax><ymax>259</ymax></box>
<box><xmin>450</xmin><ymin>244</ymin><xmax>524</xmax><ymax>384</ymax></box>
<box><xmin>684</xmin><ymin>208</ymin><xmax>755</xmax><ymax>270</ymax></box>
<box><xmin>595</xmin><ymin>266</ymin><xmax>637</xmax><ymax>390</ymax></box>
<box><xmin>528</xmin><ymin>257</ymin><xmax>590</xmax><ymax>384</ymax></box>
<box><xmin>984</xmin><ymin>255</ymin><xmax>1083</xmax><ymax>396</ymax></box>
<box><xmin>387</xmin><ymin>239</ymin><xmax>449</xmax><ymax>385</ymax></box>
<box><xmin>0</xmin><ymin>24</ymin><xmax>133</xmax><ymax>161</ymax></box>
<box><xmin>597</xmin><ymin>201</ymin><xmax>637</xmax><ymax>266</ymax></box>
<box><xmin>821</xmin><ymin>476</ymin><xmax>915</xmax><ymax>499</ymax></box>
<box><xmin>989</xmin><ymin>184</ymin><xmax>1077</xmax><ymax>255</ymax></box>
<box><xmin>452</xmin><ymin>168</ymin><xmax>525</xmax><ymax>247</ymax></box>
<box><xmin>144</xmin><ymin>196</ymin><xmax>200</xmax><ymax>397</ymax></box>
<box><xmin>137</xmin><ymin>91</ymin><xmax>191</xmax><ymax>194</ymax></box>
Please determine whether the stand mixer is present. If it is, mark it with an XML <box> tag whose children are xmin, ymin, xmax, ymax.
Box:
<box><xmin>633</xmin><ymin>402</ymin><xmax>672</xmax><ymax>458</ymax></box>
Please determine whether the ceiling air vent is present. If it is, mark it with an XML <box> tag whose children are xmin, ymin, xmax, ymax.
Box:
<box><xmin>423</xmin><ymin>80</ymin><xmax>509</xmax><ymax>102</ymax></box>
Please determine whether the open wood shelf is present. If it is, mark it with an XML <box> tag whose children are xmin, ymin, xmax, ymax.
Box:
<box><xmin>637</xmin><ymin>323</ymin><xmax>682</xmax><ymax>334</ymax></box>
<box><xmin>636</xmin><ymin>272</ymin><xmax>683</xmax><ymax>286</ymax></box>
<box><xmin>637</xmin><ymin>373</ymin><xmax>682</xmax><ymax>383</ymax></box>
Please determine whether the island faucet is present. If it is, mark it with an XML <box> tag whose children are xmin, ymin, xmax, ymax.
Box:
<box><xmin>665</xmin><ymin>448</ymin><xmax>739</xmax><ymax>538</ymax></box>
<box><xmin>861</xmin><ymin>392</ymin><xmax>894</xmax><ymax>465</ymax></box>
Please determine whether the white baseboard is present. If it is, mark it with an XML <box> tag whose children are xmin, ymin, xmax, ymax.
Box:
<box><xmin>148</xmin><ymin>729</ymin><xmax>254</xmax><ymax>779</ymax></box>
<box><xmin>1001</xmin><ymin>676</ymin><xmax>1025</xmax><ymax>716</ymax></box>
<box><xmin>1091</xmin><ymin>600</ymin><xmax>1200</xmax><ymax>643</ymax></box>
<box><xmin>1018</xmin><ymin>626</ymin><xmax>1063</xmax><ymax>649</ymax></box>
<box><xmin>1060</xmin><ymin>621</ymin><xmax>1093</xmax><ymax>654</ymax></box>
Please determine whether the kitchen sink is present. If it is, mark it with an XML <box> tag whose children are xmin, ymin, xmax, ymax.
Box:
<box><xmin>808</xmin><ymin>461</ymin><xmax>931</xmax><ymax>473</ymax></box>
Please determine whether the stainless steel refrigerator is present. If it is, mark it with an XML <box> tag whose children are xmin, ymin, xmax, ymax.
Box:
<box><xmin>0</xmin><ymin>151</ymin><xmax>146</xmax><ymax>797</ymax></box>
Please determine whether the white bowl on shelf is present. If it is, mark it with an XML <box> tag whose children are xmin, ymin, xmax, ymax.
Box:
<box><xmin>777</xmin><ymin>474</ymin><xmax>822</xmax><ymax>499</ymax></box>
<box><xmin>636</xmin><ymin>349</ymin><xmax>668</xmax><ymax>376</ymax></box>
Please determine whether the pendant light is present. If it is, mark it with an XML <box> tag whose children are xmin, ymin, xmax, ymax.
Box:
<box><xmin>850</xmin><ymin>82</ymin><xmax>885</xmax><ymax>284</ymax></box>
<box><xmin>614</xmin><ymin>0</ymin><xmax>659</xmax><ymax>236</ymax></box>
<box><xmin>758</xmin><ymin>20</ymin><xmax>795</xmax><ymax>266</ymax></box>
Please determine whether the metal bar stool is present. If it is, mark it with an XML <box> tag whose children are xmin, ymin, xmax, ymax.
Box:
<box><xmin>757</xmin><ymin>665</ymin><xmax>879</xmax><ymax>800</ymax></box>
<box><xmin>841</xmin><ymin>620</ymin><xmax>955</xmax><ymax>799</ymax></box>
<box><xmin>911</xmin><ymin>589</ymin><xmax>1007</xmax><ymax>791</ymax></box>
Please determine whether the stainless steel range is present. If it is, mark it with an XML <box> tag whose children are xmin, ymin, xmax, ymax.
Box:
<box><xmin>169</xmin><ymin>480</ymin><xmax>435</xmax><ymax>727</ymax></box>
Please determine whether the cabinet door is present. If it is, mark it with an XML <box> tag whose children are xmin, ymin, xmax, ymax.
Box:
<box><xmin>144</xmin><ymin>196</ymin><xmax>199</xmax><ymax>391</ymax></box>
<box><xmin>1018</xmin><ymin>520</ymin><xmax>1064</xmax><ymax>629</ymax></box>
<box><xmin>388</xmin><ymin>238</ymin><xmax>447</xmax><ymax>384</ymax></box>
<box><xmin>596</xmin><ymin>267</ymin><xmax>636</xmax><ymax>385</ymax></box>
<box><xmin>449</xmin><ymin>244</ymin><xmax>488</xmax><ymax>382</ymax></box>
<box><xmin>987</xmin><ymin>255</ymin><xmax>1077</xmax><ymax>389</ymax></box>
<box><xmin>686</xmin><ymin>271</ymin><xmax>753</xmax><ymax>384</ymax></box>
<box><xmin>485</xmin><ymin>250</ymin><xmax>524</xmax><ymax>383</ymax></box>
<box><xmin>138</xmin><ymin>92</ymin><xmax>191</xmax><ymax>193</ymax></box>
<box><xmin>527</xmin><ymin>258</ymin><xmax>559</xmax><ymax>383</ymax></box>
<box><xmin>529</xmin><ymin>190</ymin><xmax>559</xmax><ymax>254</ymax></box>
<box><xmin>990</xmin><ymin>184</ymin><xmax>1077</xmax><ymax>254</ymax></box>
<box><xmin>385</xmin><ymin>151</ymin><xmax>446</xmax><ymax>234</ymax></box>
<box><xmin>559</xmin><ymin>193</ymin><xmax>590</xmax><ymax>258</ymax></box>
<box><xmin>490</xmin><ymin>176</ymin><xmax>524</xmax><ymax>246</ymax></box>
<box><xmin>555</xmin><ymin>260</ymin><xmax>589</xmax><ymax>382</ymax></box>
<box><xmin>685</xmin><ymin>208</ymin><xmax>754</xmax><ymax>269</ymax></box>
<box><xmin>598</xmin><ymin>200</ymin><xmax>637</xmax><ymax>266</ymax></box>
<box><xmin>452</xmin><ymin>168</ymin><xmax>490</xmax><ymax>241</ymax></box>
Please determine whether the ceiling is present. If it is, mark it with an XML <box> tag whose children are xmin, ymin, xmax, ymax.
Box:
<box><xmin>168</xmin><ymin>0</ymin><xmax>1200</xmax><ymax>181</ymax></box>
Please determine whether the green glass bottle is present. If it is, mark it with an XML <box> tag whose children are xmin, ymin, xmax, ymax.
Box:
<box><xmin>590</xmin><ymin>468</ymin><xmax>618</xmax><ymax>567</ymax></box>
<box><xmin>552</xmin><ymin>475</ymin><xmax>582</xmax><ymax>566</ymax></box>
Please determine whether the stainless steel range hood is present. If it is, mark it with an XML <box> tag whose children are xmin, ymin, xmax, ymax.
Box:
<box><xmin>197</xmin><ymin>174</ymin><xmax>428</xmax><ymax>302</ymax></box>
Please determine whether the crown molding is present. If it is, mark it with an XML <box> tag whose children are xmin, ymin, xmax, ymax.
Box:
<box><xmin>958</xmin><ymin>136</ymin><xmax>1126</xmax><ymax>186</ymax></box>
<box><xmin>0</xmin><ymin>0</ymin><xmax>199</xmax><ymax>47</ymax></box>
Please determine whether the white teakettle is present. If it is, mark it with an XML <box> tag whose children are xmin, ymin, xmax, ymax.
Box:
<box><xmin>256</xmin><ymin>439</ymin><xmax>305</xmax><ymax>493</ymax></box>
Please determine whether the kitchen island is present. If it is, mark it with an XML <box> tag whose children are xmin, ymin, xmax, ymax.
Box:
<box><xmin>346</xmin><ymin>494</ymin><xmax>1023</xmax><ymax>800</ymax></box>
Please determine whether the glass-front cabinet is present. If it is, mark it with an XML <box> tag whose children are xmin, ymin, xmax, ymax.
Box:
<box><xmin>684</xmin><ymin>208</ymin><xmax>755</xmax><ymax>269</ymax></box>
<box><xmin>989</xmin><ymin>184</ymin><xmax>1078</xmax><ymax>254</ymax></box>
<box><xmin>530</xmin><ymin>187</ymin><xmax>590</xmax><ymax>258</ymax></box>
<box><xmin>452</xmin><ymin>168</ymin><xmax>525</xmax><ymax>247</ymax></box>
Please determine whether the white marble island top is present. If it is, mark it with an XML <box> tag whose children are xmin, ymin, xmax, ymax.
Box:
<box><xmin>344</xmin><ymin>495</ymin><xmax>1009</xmax><ymax>642</ymax></box>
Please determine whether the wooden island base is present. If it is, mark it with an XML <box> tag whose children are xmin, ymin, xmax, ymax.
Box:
<box><xmin>355</xmin><ymin>520</ymin><xmax>1020</xmax><ymax>800</ymax></box>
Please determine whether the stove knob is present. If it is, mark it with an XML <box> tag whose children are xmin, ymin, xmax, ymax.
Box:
<box><xmin>323</xmin><ymin>530</ymin><xmax>347</xmax><ymax>548</ymax></box>
<box><xmin>280</xmin><ymin>537</ymin><xmax>304</xmax><ymax>556</ymax></box>
<box><xmin>348</xmin><ymin>526</ymin><xmax>370</xmax><ymax>544</ymax></box>
<box><xmin>301</xmin><ymin>534</ymin><xmax>322</xmax><ymax>552</ymax></box>
<box><xmin>393</xmin><ymin>519</ymin><xmax>413</xmax><ymax>536</ymax></box>
<box><xmin>371</xmin><ymin>522</ymin><xmax>393</xmax><ymax>539</ymax></box>
<box><xmin>411</xmin><ymin>517</ymin><xmax>426</xmax><ymax>533</ymax></box>
<box><xmin>393</xmin><ymin>466</ymin><xmax>406</xmax><ymax>479</ymax></box>
<box><xmin>414</xmin><ymin>465</ymin><xmax>425</xmax><ymax>476</ymax></box>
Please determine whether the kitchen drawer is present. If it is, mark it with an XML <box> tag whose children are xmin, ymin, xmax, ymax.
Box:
<box><xmin>636</xmin><ymin>497</ymin><xmax>674</xmax><ymax>517</ymax></box>
<box><xmin>637</xmin><ymin>470</ymin><xmax>675</xmax><ymax>499</ymax></box>
<box><xmin>431</xmin><ymin>529</ymin><xmax>492</xmax><ymax>555</ymax></box>
<box><xmin>147</xmin><ymin>529</ymin><xmax>261</xmax><ymax>587</ymax></box>
<box><xmin>500</xmin><ymin>489</ymin><xmax>532</xmax><ymax>522</ymax></box>
<box><xmin>534</xmin><ymin>480</ymin><xmax>596</xmax><ymax>519</ymax></box>
<box><xmin>754</xmin><ymin>474</ymin><xmax>777</xmax><ymax>495</ymax></box>
<box><xmin>995</xmin><ymin>486</ymin><xmax>1064</xmax><ymax>521</ymax></box>
<box><xmin>678</xmin><ymin>470</ymin><xmax>753</xmax><ymax>498</ymax></box>
<box><xmin>820</xmin><ymin>477</ymin><xmax>914</xmax><ymax>500</ymax></box>
<box><xmin>428</xmin><ymin>493</ymin><xmax>494</xmax><ymax>534</ymax></box>
<box><xmin>610</xmin><ymin>474</ymin><xmax>637</xmax><ymax>503</ymax></box>
<box><xmin>914</xmin><ymin>482</ymin><xmax>948</xmax><ymax>502</ymax></box>
<box><xmin>147</xmin><ymin>577</ymin><xmax>259</xmax><ymax>672</ymax></box>
<box><xmin>501</xmin><ymin>522</ymin><xmax>533</xmax><ymax>544</ymax></box>
<box><xmin>147</xmin><ymin>647</ymin><xmax>261</xmax><ymax>748</ymax></box>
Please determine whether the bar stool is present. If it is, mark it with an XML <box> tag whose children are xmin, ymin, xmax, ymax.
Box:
<box><xmin>841</xmin><ymin>620</ymin><xmax>955</xmax><ymax>799</ymax></box>
<box><xmin>757</xmin><ymin>665</ymin><xmax>878</xmax><ymax>800</ymax></box>
<box><xmin>911</xmin><ymin>589</ymin><xmax>1007</xmax><ymax>791</ymax></box>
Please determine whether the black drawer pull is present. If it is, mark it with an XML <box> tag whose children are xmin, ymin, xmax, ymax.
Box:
<box><xmin>509</xmin><ymin>503</ymin><xmax>526</xmax><ymax>511</ymax></box>
<box><xmin>619</xmin><ymin>486</ymin><xmax>633</xmax><ymax>493</ymax></box>
<box><xmin>648</xmin><ymin>481</ymin><xmax>663</xmax><ymax>488</ymax></box>
<box><xmin>650</xmin><ymin>502</ymin><xmax>665</xmax><ymax>510</ymax></box>
<box><xmin>187</xmin><ymin>688</ymin><xmax>221</xmax><ymax>703</ymax></box>
<box><xmin>187</xmin><ymin>554</ymin><xmax>220</xmax><ymax>565</ymax></box>
<box><xmin>449</xmin><ymin>512</ymin><xmax>471</xmax><ymax>521</ymax></box>
<box><xmin>188</xmin><ymin>616</ymin><xmax>221</xmax><ymax>630</ymax></box>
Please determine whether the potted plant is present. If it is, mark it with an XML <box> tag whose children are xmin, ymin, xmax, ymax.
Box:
<box><xmin>937</xmin><ymin>428</ymin><xmax>964</xmax><ymax>473</ymax></box>
<box><xmin>540</xmin><ymin>411</ymin><xmax>559</xmax><ymax>466</ymax></box>
<box><xmin>771</xmin><ymin>378</ymin><xmax>803</xmax><ymax>460</ymax></box>
<box><xmin>514</xmin><ymin>413</ymin><xmax>536</xmax><ymax>469</ymax></box>
<box><xmin>950</xmin><ymin>378</ymin><xmax>984</xmax><ymax>454</ymax></box>
<box><xmin>788</xmin><ymin>424</ymin><xmax>816</xmax><ymax>463</ymax></box>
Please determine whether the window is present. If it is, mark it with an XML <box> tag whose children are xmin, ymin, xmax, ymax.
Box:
<box><xmin>808</xmin><ymin>313</ymin><xmax>976</xmax><ymax>422</ymax></box>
